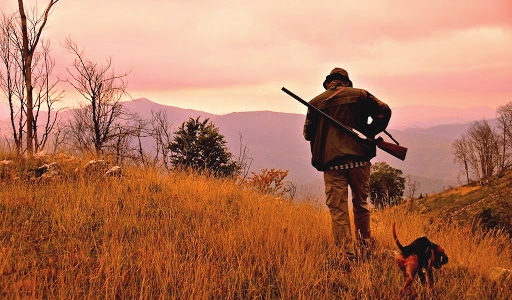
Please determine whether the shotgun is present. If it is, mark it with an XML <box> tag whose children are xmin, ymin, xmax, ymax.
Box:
<box><xmin>281</xmin><ymin>87</ymin><xmax>407</xmax><ymax>161</ymax></box>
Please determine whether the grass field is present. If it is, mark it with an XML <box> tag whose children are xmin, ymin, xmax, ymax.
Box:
<box><xmin>0</xmin><ymin>158</ymin><xmax>511</xmax><ymax>299</ymax></box>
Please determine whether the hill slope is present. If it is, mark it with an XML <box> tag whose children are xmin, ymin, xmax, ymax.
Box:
<box><xmin>402</xmin><ymin>169</ymin><xmax>512</xmax><ymax>237</ymax></box>
<box><xmin>0</xmin><ymin>157</ymin><xmax>510</xmax><ymax>299</ymax></box>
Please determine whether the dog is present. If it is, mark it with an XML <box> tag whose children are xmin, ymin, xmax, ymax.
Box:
<box><xmin>392</xmin><ymin>222</ymin><xmax>448</xmax><ymax>298</ymax></box>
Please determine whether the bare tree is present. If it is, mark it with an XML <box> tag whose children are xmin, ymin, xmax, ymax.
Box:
<box><xmin>27</xmin><ymin>39</ymin><xmax>64</xmax><ymax>153</ymax></box>
<box><xmin>235</xmin><ymin>133</ymin><xmax>253</xmax><ymax>183</ymax></box>
<box><xmin>131</xmin><ymin>117</ymin><xmax>150</xmax><ymax>167</ymax></box>
<box><xmin>17</xmin><ymin>0</ymin><xmax>60</xmax><ymax>157</ymax></box>
<box><xmin>496</xmin><ymin>102</ymin><xmax>512</xmax><ymax>174</ymax></box>
<box><xmin>467</xmin><ymin>120</ymin><xmax>501</xmax><ymax>180</ymax></box>
<box><xmin>64</xmin><ymin>38</ymin><xmax>131</xmax><ymax>157</ymax></box>
<box><xmin>0</xmin><ymin>13</ymin><xmax>24</xmax><ymax>154</ymax></box>
<box><xmin>48</xmin><ymin>122</ymin><xmax>69</xmax><ymax>154</ymax></box>
<box><xmin>405</xmin><ymin>175</ymin><xmax>420</xmax><ymax>201</ymax></box>
<box><xmin>108</xmin><ymin>117</ymin><xmax>150</xmax><ymax>166</ymax></box>
<box><xmin>149</xmin><ymin>110</ymin><xmax>174</xmax><ymax>169</ymax></box>
<box><xmin>1</xmin><ymin>2</ymin><xmax>61</xmax><ymax>156</ymax></box>
<box><xmin>453</xmin><ymin>135</ymin><xmax>472</xmax><ymax>185</ymax></box>
<box><xmin>453</xmin><ymin>119</ymin><xmax>502</xmax><ymax>183</ymax></box>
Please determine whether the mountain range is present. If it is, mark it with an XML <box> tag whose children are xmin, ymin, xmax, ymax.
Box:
<box><xmin>0</xmin><ymin>98</ymin><xmax>498</xmax><ymax>197</ymax></box>
<box><xmin>120</xmin><ymin>98</ymin><xmax>497</xmax><ymax>197</ymax></box>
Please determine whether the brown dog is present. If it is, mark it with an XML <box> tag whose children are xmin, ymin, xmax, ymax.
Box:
<box><xmin>392</xmin><ymin>222</ymin><xmax>448</xmax><ymax>298</ymax></box>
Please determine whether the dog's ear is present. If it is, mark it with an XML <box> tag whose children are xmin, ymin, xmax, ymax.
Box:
<box><xmin>436</xmin><ymin>246</ymin><xmax>448</xmax><ymax>259</ymax></box>
<box><xmin>433</xmin><ymin>245</ymin><xmax>448</xmax><ymax>268</ymax></box>
<box><xmin>438</xmin><ymin>246</ymin><xmax>448</xmax><ymax>265</ymax></box>
<box><xmin>441</xmin><ymin>253</ymin><xmax>448</xmax><ymax>265</ymax></box>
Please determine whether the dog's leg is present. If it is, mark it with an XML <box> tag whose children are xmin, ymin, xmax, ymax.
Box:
<box><xmin>418</xmin><ymin>268</ymin><xmax>427</xmax><ymax>285</ymax></box>
<box><xmin>399</xmin><ymin>275</ymin><xmax>415</xmax><ymax>298</ymax></box>
<box><xmin>427</xmin><ymin>249</ymin><xmax>435</xmax><ymax>289</ymax></box>
<box><xmin>427</xmin><ymin>269</ymin><xmax>435</xmax><ymax>290</ymax></box>
<box><xmin>398</xmin><ymin>255</ymin><xmax>419</xmax><ymax>298</ymax></box>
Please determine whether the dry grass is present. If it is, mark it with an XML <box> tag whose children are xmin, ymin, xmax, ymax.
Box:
<box><xmin>444</xmin><ymin>185</ymin><xmax>480</xmax><ymax>196</ymax></box>
<box><xmin>0</xmin><ymin>159</ymin><xmax>511</xmax><ymax>299</ymax></box>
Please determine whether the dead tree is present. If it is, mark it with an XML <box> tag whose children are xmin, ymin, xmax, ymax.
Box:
<box><xmin>497</xmin><ymin>102</ymin><xmax>512</xmax><ymax>174</ymax></box>
<box><xmin>0</xmin><ymin>13</ymin><xmax>24</xmax><ymax>154</ymax></box>
<box><xmin>405</xmin><ymin>175</ymin><xmax>420</xmax><ymax>201</ymax></box>
<box><xmin>108</xmin><ymin>117</ymin><xmax>149</xmax><ymax>166</ymax></box>
<box><xmin>31</xmin><ymin>40</ymin><xmax>64</xmax><ymax>152</ymax></box>
<box><xmin>454</xmin><ymin>120</ymin><xmax>502</xmax><ymax>183</ymax></box>
<box><xmin>17</xmin><ymin>0</ymin><xmax>60</xmax><ymax>157</ymax></box>
<box><xmin>149</xmin><ymin>110</ymin><xmax>174</xmax><ymax>169</ymax></box>
<box><xmin>64</xmin><ymin>38</ymin><xmax>131</xmax><ymax>157</ymax></box>
<box><xmin>453</xmin><ymin>136</ymin><xmax>472</xmax><ymax>185</ymax></box>
<box><xmin>467</xmin><ymin>120</ymin><xmax>501</xmax><ymax>180</ymax></box>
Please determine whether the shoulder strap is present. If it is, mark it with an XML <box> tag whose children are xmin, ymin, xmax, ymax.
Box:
<box><xmin>323</xmin><ymin>87</ymin><xmax>345</xmax><ymax>103</ymax></box>
<box><xmin>318</xmin><ymin>87</ymin><xmax>346</xmax><ymax>109</ymax></box>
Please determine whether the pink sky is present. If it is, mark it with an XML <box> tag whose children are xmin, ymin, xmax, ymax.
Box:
<box><xmin>2</xmin><ymin>0</ymin><xmax>512</xmax><ymax>115</ymax></box>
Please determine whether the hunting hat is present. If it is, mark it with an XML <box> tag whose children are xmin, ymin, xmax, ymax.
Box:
<box><xmin>323</xmin><ymin>67</ymin><xmax>353</xmax><ymax>89</ymax></box>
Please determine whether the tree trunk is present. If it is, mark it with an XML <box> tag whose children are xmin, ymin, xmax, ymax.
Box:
<box><xmin>17</xmin><ymin>0</ymin><xmax>34</xmax><ymax>157</ymax></box>
<box><xmin>17</xmin><ymin>0</ymin><xmax>59</xmax><ymax>157</ymax></box>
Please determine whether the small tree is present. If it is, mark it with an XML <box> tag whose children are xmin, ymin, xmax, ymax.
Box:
<box><xmin>64</xmin><ymin>38</ymin><xmax>132</xmax><ymax>157</ymax></box>
<box><xmin>1</xmin><ymin>5</ymin><xmax>62</xmax><ymax>156</ymax></box>
<box><xmin>149</xmin><ymin>110</ymin><xmax>174</xmax><ymax>169</ymax></box>
<box><xmin>405</xmin><ymin>175</ymin><xmax>420</xmax><ymax>201</ymax></box>
<box><xmin>496</xmin><ymin>102</ymin><xmax>512</xmax><ymax>174</ymax></box>
<box><xmin>17</xmin><ymin>0</ymin><xmax>60</xmax><ymax>157</ymax></box>
<box><xmin>453</xmin><ymin>136</ymin><xmax>473</xmax><ymax>185</ymax></box>
<box><xmin>370</xmin><ymin>162</ymin><xmax>405</xmax><ymax>208</ymax></box>
<box><xmin>453</xmin><ymin>119</ymin><xmax>502</xmax><ymax>183</ymax></box>
<box><xmin>247</xmin><ymin>168</ymin><xmax>292</xmax><ymax>197</ymax></box>
<box><xmin>468</xmin><ymin>120</ymin><xmax>501</xmax><ymax>180</ymax></box>
<box><xmin>168</xmin><ymin>117</ymin><xmax>240</xmax><ymax>178</ymax></box>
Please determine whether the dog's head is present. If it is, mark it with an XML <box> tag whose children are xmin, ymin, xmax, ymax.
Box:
<box><xmin>431</xmin><ymin>243</ymin><xmax>448</xmax><ymax>269</ymax></box>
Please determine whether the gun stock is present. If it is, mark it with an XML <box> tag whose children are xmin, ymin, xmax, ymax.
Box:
<box><xmin>375</xmin><ymin>137</ymin><xmax>407</xmax><ymax>161</ymax></box>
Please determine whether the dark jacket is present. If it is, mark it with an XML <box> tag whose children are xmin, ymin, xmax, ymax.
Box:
<box><xmin>303</xmin><ymin>85</ymin><xmax>391</xmax><ymax>171</ymax></box>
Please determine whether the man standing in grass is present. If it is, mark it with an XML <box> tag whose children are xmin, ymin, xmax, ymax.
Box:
<box><xmin>303</xmin><ymin>67</ymin><xmax>391</xmax><ymax>262</ymax></box>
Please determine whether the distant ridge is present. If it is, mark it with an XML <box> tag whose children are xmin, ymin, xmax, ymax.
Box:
<box><xmin>0</xmin><ymin>98</ymin><xmax>496</xmax><ymax>130</ymax></box>
<box><xmin>121</xmin><ymin>99</ymin><xmax>496</xmax><ymax>130</ymax></box>
<box><xmin>389</xmin><ymin>105</ymin><xmax>496</xmax><ymax>129</ymax></box>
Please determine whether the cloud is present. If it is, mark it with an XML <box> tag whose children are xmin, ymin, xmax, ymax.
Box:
<box><xmin>350</xmin><ymin>26</ymin><xmax>512</xmax><ymax>76</ymax></box>
<box><xmin>3</xmin><ymin>0</ymin><xmax>512</xmax><ymax>113</ymax></box>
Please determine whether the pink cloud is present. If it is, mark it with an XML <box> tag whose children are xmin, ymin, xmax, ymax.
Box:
<box><xmin>1</xmin><ymin>0</ymin><xmax>511</xmax><ymax>114</ymax></box>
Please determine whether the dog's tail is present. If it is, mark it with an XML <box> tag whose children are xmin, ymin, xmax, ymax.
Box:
<box><xmin>392</xmin><ymin>222</ymin><xmax>405</xmax><ymax>252</ymax></box>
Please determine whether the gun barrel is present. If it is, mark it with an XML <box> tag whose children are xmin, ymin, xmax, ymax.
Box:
<box><xmin>281</xmin><ymin>87</ymin><xmax>365</xmax><ymax>141</ymax></box>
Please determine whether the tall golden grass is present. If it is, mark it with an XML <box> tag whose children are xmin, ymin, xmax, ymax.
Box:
<box><xmin>0</xmin><ymin>161</ymin><xmax>511</xmax><ymax>299</ymax></box>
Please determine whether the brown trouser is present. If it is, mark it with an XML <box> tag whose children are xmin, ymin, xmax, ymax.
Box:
<box><xmin>323</xmin><ymin>164</ymin><xmax>371</xmax><ymax>253</ymax></box>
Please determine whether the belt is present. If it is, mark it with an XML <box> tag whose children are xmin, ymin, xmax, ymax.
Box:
<box><xmin>328</xmin><ymin>161</ymin><xmax>370</xmax><ymax>170</ymax></box>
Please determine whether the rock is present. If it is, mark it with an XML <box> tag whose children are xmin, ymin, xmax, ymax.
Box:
<box><xmin>34</xmin><ymin>162</ymin><xmax>61</xmax><ymax>181</ymax></box>
<box><xmin>83</xmin><ymin>159</ymin><xmax>108</xmax><ymax>175</ymax></box>
<box><xmin>106</xmin><ymin>166</ymin><xmax>122</xmax><ymax>177</ymax></box>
